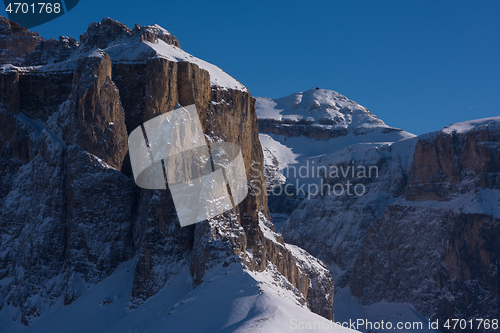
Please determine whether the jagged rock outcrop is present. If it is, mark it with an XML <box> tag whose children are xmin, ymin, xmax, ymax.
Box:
<box><xmin>80</xmin><ymin>18</ymin><xmax>180</xmax><ymax>53</ymax></box>
<box><xmin>0</xmin><ymin>17</ymin><xmax>336</xmax><ymax>328</ymax></box>
<box><xmin>281</xmin><ymin>141</ymin><xmax>411</xmax><ymax>283</ymax></box>
<box><xmin>23</xmin><ymin>36</ymin><xmax>79</xmax><ymax>66</ymax></box>
<box><xmin>0</xmin><ymin>16</ymin><xmax>42</xmax><ymax>65</ymax></box>
<box><xmin>0</xmin><ymin>123</ymin><xmax>67</xmax><ymax>325</ymax></box>
<box><xmin>66</xmin><ymin>51</ymin><xmax>128</xmax><ymax>169</ymax></box>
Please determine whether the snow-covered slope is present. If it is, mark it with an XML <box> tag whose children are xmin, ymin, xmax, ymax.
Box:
<box><xmin>257</xmin><ymin>89</ymin><xmax>416</xmax><ymax>232</ymax></box>
<box><xmin>441</xmin><ymin>115</ymin><xmax>500</xmax><ymax>134</ymax></box>
<box><xmin>9</xmin><ymin>260</ymin><xmax>358</xmax><ymax>333</ymax></box>
<box><xmin>257</xmin><ymin>89</ymin><xmax>387</xmax><ymax>128</ymax></box>
<box><xmin>109</xmin><ymin>39</ymin><xmax>246</xmax><ymax>91</ymax></box>
<box><xmin>257</xmin><ymin>89</ymin><xmax>415</xmax><ymax>187</ymax></box>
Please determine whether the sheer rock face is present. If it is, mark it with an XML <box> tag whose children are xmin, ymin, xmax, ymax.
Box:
<box><xmin>0</xmin><ymin>17</ymin><xmax>335</xmax><ymax>325</ymax></box>
<box><xmin>71</xmin><ymin>53</ymin><xmax>129</xmax><ymax>170</ymax></box>
<box><xmin>351</xmin><ymin>207</ymin><xmax>500</xmax><ymax>330</ymax></box>
<box><xmin>281</xmin><ymin>120</ymin><xmax>500</xmax><ymax>331</ymax></box>
<box><xmin>111</xmin><ymin>53</ymin><xmax>333</xmax><ymax>320</ymax></box>
<box><xmin>405</xmin><ymin>127</ymin><xmax>500</xmax><ymax>201</ymax></box>
<box><xmin>18</xmin><ymin>72</ymin><xmax>74</xmax><ymax>121</ymax></box>
<box><xmin>0</xmin><ymin>16</ymin><xmax>43</xmax><ymax>65</ymax></box>
<box><xmin>0</xmin><ymin>29</ymin><xmax>75</xmax><ymax>121</ymax></box>
<box><xmin>258</xmin><ymin>118</ymin><xmax>349</xmax><ymax>139</ymax></box>
<box><xmin>0</xmin><ymin>70</ymin><xmax>20</xmax><ymax>115</ymax></box>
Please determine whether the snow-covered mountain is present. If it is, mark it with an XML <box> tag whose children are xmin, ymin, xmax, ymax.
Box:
<box><xmin>257</xmin><ymin>89</ymin><xmax>500</xmax><ymax>332</ymax></box>
<box><xmin>257</xmin><ymin>89</ymin><xmax>415</xmax><ymax>168</ymax></box>
<box><xmin>257</xmin><ymin>89</ymin><xmax>415</xmax><ymax>229</ymax></box>
<box><xmin>0</xmin><ymin>17</ymin><xmax>352</xmax><ymax>333</ymax></box>
<box><xmin>3</xmin><ymin>14</ymin><xmax>497</xmax><ymax>333</ymax></box>
<box><xmin>257</xmin><ymin>89</ymin><xmax>415</xmax><ymax>197</ymax></box>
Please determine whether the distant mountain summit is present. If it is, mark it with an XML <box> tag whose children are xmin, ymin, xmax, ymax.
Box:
<box><xmin>256</xmin><ymin>88</ymin><xmax>416</xmax><ymax>236</ymax></box>
<box><xmin>258</xmin><ymin>88</ymin><xmax>382</xmax><ymax>125</ymax></box>
<box><xmin>257</xmin><ymin>88</ymin><xmax>414</xmax><ymax>141</ymax></box>
<box><xmin>257</xmin><ymin>87</ymin><xmax>500</xmax><ymax>331</ymax></box>
<box><xmin>256</xmin><ymin>89</ymin><xmax>415</xmax><ymax>172</ymax></box>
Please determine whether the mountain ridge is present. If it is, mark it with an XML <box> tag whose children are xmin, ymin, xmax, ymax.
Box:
<box><xmin>258</xmin><ymin>89</ymin><xmax>500</xmax><ymax>332</ymax></box>
<box><xmin>0</xmin><ymin>16</ymin><xmax>347</xmax><ymax>332</ymax></box>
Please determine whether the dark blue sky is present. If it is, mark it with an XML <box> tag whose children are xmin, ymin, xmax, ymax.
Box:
<box><xmin>3</xmin><ymin>0</ymin><xmax>499</xmax><ymax>135</ymax></box>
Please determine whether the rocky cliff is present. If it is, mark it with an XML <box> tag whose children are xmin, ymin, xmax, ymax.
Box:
<box><xmin>350</xmin><ymin>120</ymin><xmax>500</xmax><ymax>330</ymax></box>
<box><xmin>278</xmin><ymin>112</ymin><xmax>500</xmax><ymax>332</ymax></box>
<box><xmin>0</xmin><ymin>16</ymin><xmax>43</xmax><ymax>65</ymax></box>
<box><xmin>0</xmin><ymin>17</ymin><xmax>335</xmax><ymax>330</ymax></box>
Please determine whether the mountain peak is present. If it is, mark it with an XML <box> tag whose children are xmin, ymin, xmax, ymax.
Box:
<box><xmin>256</xmin><ymin>88</ymin><xmax>407</xmax><ymax>133</ymax></box>
<box><xmin>257</xmin><ymin>88</ymin><xmax>416</xmax><ymax>173</ymax></box>
<box><xmin>4</xmin><ymin>17</ymin><xmax>245</xmax><ymax>91</ymax></box>
<box><xmin>0</xmin><ymin>15</ymin><xmax>43</xmax><ymax>65</ymax></box>
<box><xmin>80</xmin><ymin>17</ymin><xmax>180</xmax><ymax>52</ymax></box>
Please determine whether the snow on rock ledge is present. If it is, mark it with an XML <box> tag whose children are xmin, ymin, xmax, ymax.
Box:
<box><xmin>21</xmin><ymin>17</ymin><xmax>247</xmax><ymax>92</ymax></box>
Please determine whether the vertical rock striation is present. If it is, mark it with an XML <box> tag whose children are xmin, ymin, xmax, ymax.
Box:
<box><xmin>0</xmin><ymin>16</ymin><xmax>335</xmax><ymax>326</ymax></box>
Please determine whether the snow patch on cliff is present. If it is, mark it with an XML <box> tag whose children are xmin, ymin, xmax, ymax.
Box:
<box><xmin>442</xmin><ymin>116</ymin><xmax>500</xmax><ymax>134</ymax></box>
<box><xmin>25</xmin><ymin>30</ymin><xmax>247</xmax><ymax>92</ymax></box>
